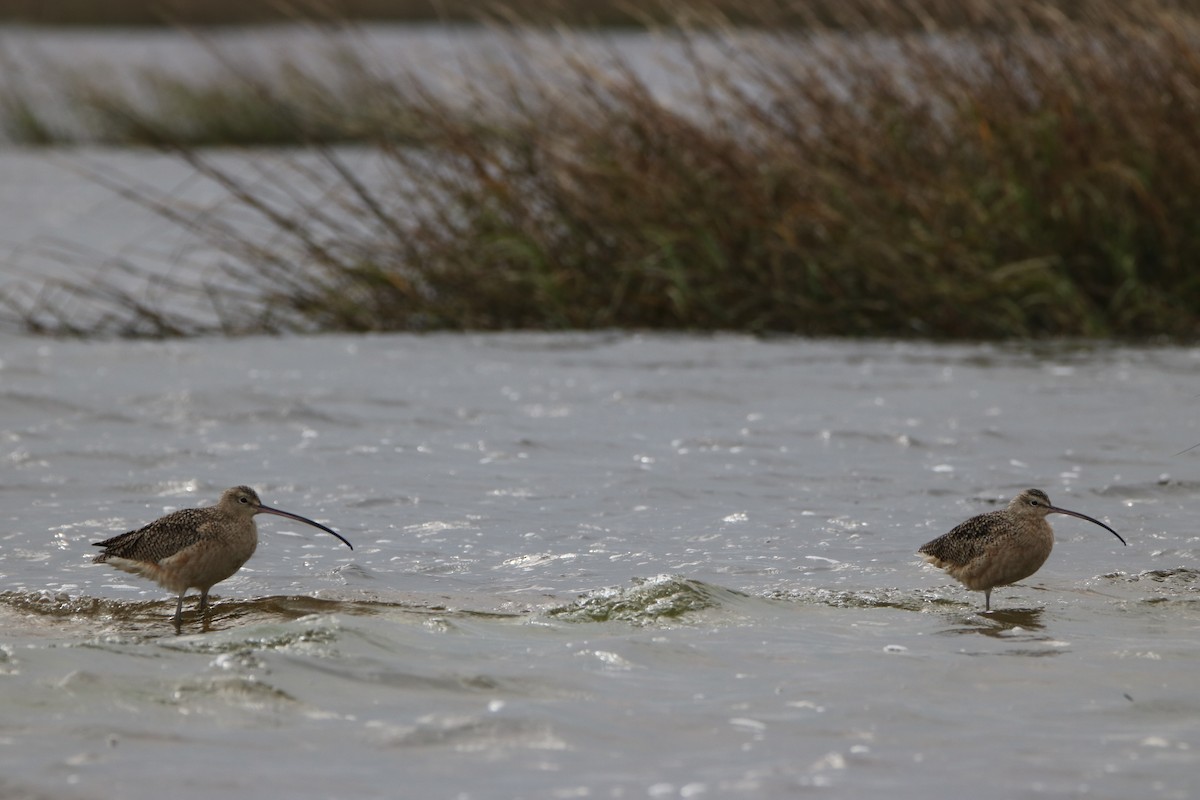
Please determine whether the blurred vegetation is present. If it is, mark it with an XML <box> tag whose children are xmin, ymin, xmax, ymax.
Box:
<box><xmin>2</xmin><ymin>0</ymin><xmax>1200</xmax><ymax>339</ymax></box>
<box><xmin>3</xmin><ymin>0</ymin><xmax>1198</xmax><ymax>28</ymax></box>
<box><xmin>0</xmin><ymin>0</ymin><xmax>642</xmax><ymax>27</ymax></box>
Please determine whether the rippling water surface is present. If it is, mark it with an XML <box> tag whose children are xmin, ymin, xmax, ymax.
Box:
<box><xmin>0</xmin><ymin>333</ymin><xmax>1197</xmax><ymax>799</ymax></box>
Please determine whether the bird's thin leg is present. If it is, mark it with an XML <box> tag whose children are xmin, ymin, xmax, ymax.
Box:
<box><xmin>173</xmin><ymin>592</ymin><xmax>185</xmax><ymax>628</ymax></box>
<box><xmin>984</xmin><ymin>589</ymin><xmax>992</xmax><ymax>612</ymax></box>
<box><xmin>199</xmin><ymin>589</ymin><xmax>209</xmax><ymax>614</ymax></box>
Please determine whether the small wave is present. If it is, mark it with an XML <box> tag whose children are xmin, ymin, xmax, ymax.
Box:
<box><xmin>1100</xmin><ymin>568</ymin><xmax>1200</xmax><ymax>606</ymax></box>
<box><xmin>0</xmin><ymin>590</ymin><xmax>525</xmax><ymax>638</ymax></box>
<box><xmin>160</xmin><ymin>616</ymin><xmax>343</xmax><ymax>656</ymax></box>
<box><xmin>1110</xmin><ymin>567</ymin><xmax>1200</xmax><ymax>586</ymax></box>
<box><xmin>171</xmin><ymin>675</ymin><xmax>302</xmax><ymax>713</ymax></box>
<box><xmin>0</xmin><ymin>589</ymin><xmax>124</xmax><ymax>617</ymax></box>
<box><xmin>369</xmin><ymin>715</ymin><xmax>568</xmax><ymax>752</ymax></box>
<box><xmin>542</xmin><ymin>575</ymin><xmax>741</xmax><ymax>625</ymax></box>
<box><xmin>763</xmin><ymin>586</ymin><xmax>924</xmax><ymax>611</ymax></box>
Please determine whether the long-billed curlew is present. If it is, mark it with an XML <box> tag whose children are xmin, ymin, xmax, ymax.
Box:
<box><xmin>93</xmin><ymin>486</ymin><xmax>352</xmax><ymax>627</ymax></box>
<box><xmin>918</xmin><ymin>488</ymin><xmax>1125</xmax><ymax>611</ymax></box>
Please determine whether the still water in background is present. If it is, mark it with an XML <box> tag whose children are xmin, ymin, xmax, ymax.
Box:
<box><xmin>0</xmin><ymin>333</ymin><xmax>1197</xmax><ymax>799</ymax></box>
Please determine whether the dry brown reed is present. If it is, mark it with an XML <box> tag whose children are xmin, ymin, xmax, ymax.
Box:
<box><xmin>3</xmin><ymin>0</ymin><xmax>1200</xmax><ymax>338</ymax></box>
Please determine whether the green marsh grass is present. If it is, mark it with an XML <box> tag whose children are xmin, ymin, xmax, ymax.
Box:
<box><xmin>3</xmin><ymin>0</ymin><xmax>1200</xmax><ymax>338</ymax></box>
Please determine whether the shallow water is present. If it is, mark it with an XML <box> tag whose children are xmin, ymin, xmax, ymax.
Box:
<box><xmin>1</xmin><ymin>333</ymin><xmax>1198</xmax><ymax>799</ymax></box>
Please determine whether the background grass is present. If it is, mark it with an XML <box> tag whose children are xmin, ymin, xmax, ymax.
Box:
<box><xmin>3</xmin><ymin>0</ymin><xmax>1200</xmax><ymax>339</ymax></box>
<box><xmin>4</xmin><ymin>0</ymin><xmax>1195</xmax><ymax>28</ymax></box>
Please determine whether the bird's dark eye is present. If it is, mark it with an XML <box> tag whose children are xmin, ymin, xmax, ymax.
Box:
<box><xmin>239</xmin><ymin>496</ymin><xmax>249</xmax><ymax>504</ymax></box>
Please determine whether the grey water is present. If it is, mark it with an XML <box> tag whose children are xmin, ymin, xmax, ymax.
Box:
<box><xmin>0</xmin><ymin>22</ymin><xmax>1198</xmax><ymax>800</ymax></box>
<box><xmin>1</xmin><ymin>332</ymin><xmax>1198</xmax><ymax>800</ymax></box>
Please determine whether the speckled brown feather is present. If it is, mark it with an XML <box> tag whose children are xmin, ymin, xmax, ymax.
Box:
<box><xmin>93</xmin><ymin>506</ymin><xmax>239</xmax><ymax>566</ymax></box>
<box><xmin>918</xmin><ymin>488</ymin><xmax>1123</xmax><ymax>611</ymax></box>
<box><xmin>918</xmin><ymin>507</ymin><xmax>1018</xmax><ymax>568</ymax></box>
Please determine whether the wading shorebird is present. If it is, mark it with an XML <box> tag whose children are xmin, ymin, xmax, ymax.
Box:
<box><xmin>918</xmin><ymin>488</ymin><xmax>1125</xmax><ymax>611</ymax></box>
<box><xmin>93</xmin><ymin>486</ymin><xmax>352</xmax><ymax>627</ymax></box>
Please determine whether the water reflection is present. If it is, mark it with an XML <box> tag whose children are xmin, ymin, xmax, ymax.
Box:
<box><xmin>945</xmin><ymin>607</ymin><xmax>1046</xmax><ymax>638</ymax></box>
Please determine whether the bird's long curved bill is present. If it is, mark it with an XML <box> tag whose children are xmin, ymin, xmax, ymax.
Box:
<box><xmin>1049</xmin><ymin>505</ymin><xmax>1126</xmax><ymax>546</ymax></box>
<box><xmin>257</xmin><ymin>504</ymin><xmax>354</xmax><ymax>550</ymax></box>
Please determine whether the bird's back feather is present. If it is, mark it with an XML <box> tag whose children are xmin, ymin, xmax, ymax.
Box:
<box><xmin>92</xmin><ymin>507</ymin><xmax>215</xmax><ymax>565</ymax></box>
<box><xmin>917</xmin><ymin>509</ymin><xmax>1011</xmax><ymax>566</ymax></box>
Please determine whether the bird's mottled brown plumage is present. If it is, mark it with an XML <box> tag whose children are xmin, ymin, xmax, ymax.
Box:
<box><xmin>918</xmin><ymin>488</ymin><xmax>1125</xmax><ymax>611</ymax></box>
<box><xmin>95</xmin><ymin>507</ymin><xmax>235</xmax><ymax>567</ymax></box>
<box><xmin>93</xmin><ymin>486</ymin><xmax>352</xmax><ymax>628</ymax></box>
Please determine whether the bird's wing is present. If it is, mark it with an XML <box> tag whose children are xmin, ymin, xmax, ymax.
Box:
<box><xmin>918</xmin><ymin>511</ymin><xmax>1002</xmax><ymax>564</ymax></box>
<box><xmin>92</xmin><ymin>508</ymin><xmax>205</xmax><ymax>563</ymax></box>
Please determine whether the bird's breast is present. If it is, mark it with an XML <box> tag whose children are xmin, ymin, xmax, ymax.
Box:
<box><xmin>172</xmin><ymin>525</ymin><xmax>258</xmax><ymax>590</ymax></box>
<box><xmin>984</xmin><ymin>518</ymin><xmax>1053</xmax><ymax>586</ymax></box>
